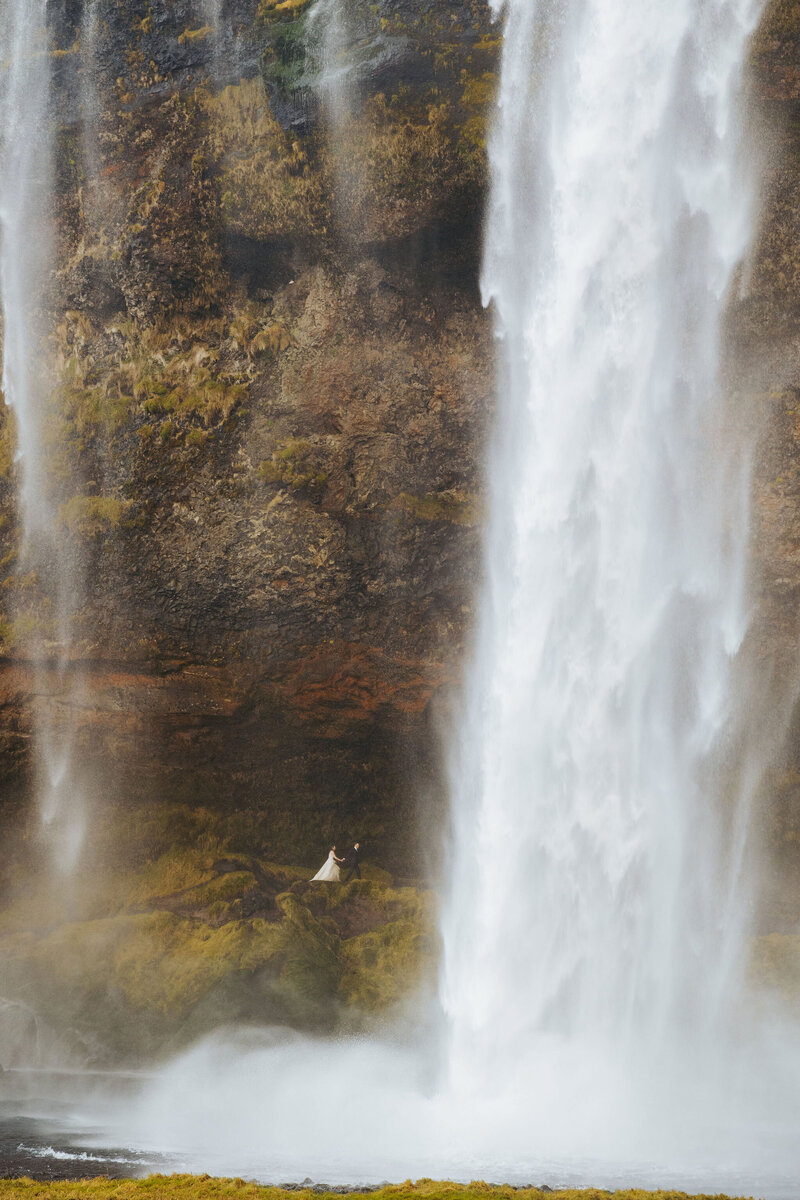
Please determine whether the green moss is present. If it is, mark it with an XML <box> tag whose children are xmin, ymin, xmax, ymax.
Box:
<box><xmin>259</xmin><ymin>439</ymin><xmax>325</xmax><ymax>493</ymax></box>
<box><xmin>391</xmin><ymin>490</ymin><xmax>479</xmax><ymax>526</ymax></box>
<box><xmin>0</xmin><ymin>840</ymin><xmax>431</xmax><ymax>1060</ymax></box>
<box><xmin>113</xmin><ymin>912</ymin><xmax>286</xmax><ymax>1013</ymax></box>
<box><xmin>262</xmin><ymin>14</ymin><xmax>311</xmax><ymax>94</ymax></box>
<box><xmin>331</xmin><ymin>882</ymin><xmax>436</xmax><ymax>1011</ymax></box>
<box><xmin>1</xmin><ymin>612</ymin><xmax>49</xmax><ymax>648</ymax></box>
<box><xmin>277</xmin><ymin>891</ymin><xmax>342</xmax><ymax>1001</ymax></box>
<box><xmin>120</xmin><ymin>849</ymin><xmax>221</xmax><ymax>908</ymax></box>
<box><xmin>340</xmin><ymin>916</ymin><xmax>435</xmax><ymax>1010</ymax></box>
<box><xmin>59</xmin><ymin>495</ymin><xmax>130</xmax><ymax>537</ymax></box>
<box><xmin>0</xmin><ymin>409</ymin><xmax>15</xmax><ymax>478</ymax></box>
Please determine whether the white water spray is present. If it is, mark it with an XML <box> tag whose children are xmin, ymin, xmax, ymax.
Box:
<box><xmin>305</xmin><ymin>0</ymin><xmax>367</xmax><ymax>234</ymax></box>
<box><xmin>306</xmin><ymin>0</ymin><xmax>354</xmax><ymax>129</ymax></box>
<box><xmin>440</xmin><ymin>0</ymin><xmax>768</xmax><ymax>1101</ymax></box>
<box><xmin>0</xmin><ymin>0</ymin><xmax>53</xmax><ymax>532</ymax></box>
<box><xmin>0</xmin><ymin>0</ymin><xmax>87</xmax><ymax>872</ymax></box>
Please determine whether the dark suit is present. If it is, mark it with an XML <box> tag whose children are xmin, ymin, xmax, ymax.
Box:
<box><xmin>342</xmin><ymin>845</ymin><xmax>361</xmax><ymax>882</ymax></box>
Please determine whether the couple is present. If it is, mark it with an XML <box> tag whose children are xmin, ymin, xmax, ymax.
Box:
<box><xmin>311</xmin><ymin>841</ymin><xmax>361</xmax><ymax>883</ymax></box>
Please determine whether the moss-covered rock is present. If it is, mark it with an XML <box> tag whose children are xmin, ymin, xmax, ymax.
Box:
<box><xmin>0</xmin><ymin>846</ymin><xmax>434</xmax><ymax>1064</ymax></box>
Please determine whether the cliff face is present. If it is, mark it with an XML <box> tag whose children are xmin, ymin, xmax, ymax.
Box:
<box><xmin>0</xmin><ymin>0</ymin><xmax>496</xmax><ymax>876</ymax></box>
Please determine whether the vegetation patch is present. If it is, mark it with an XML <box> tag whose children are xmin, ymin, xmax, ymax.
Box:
<box><xmin>390</xmin><ymin>491</ymin><xmax>479</xmax><ymax>526</ymax></box>
<box><xmin>0</xmin><ymin>852</ymin><xmax>436</xmax><ymax>1062</ymax></box>
<box><xmin>258</xmin><ymin>439</ymin><xmax>328</xmax><ymax>493</ymax></box>
<box><xmin>0</xmin><ymin>1178</ymin><xmax>758</xmax><ymax>1200</ymax></box>
<box><xmin>257</xmin><ymin>0</ymin><xmax>315</xmax><ymax>24</ymax></box>
<box><xmin>178</xmin><ymin>25</ymin><xmax>213</xmax><ymax>43</ymax></box>
<box><xmin>206</xmin><ymin>79</ymin><xmax>329</xmax><ymax>240</ymax></box>
<box><xmin>59</xmin><ymin>495</ymin><xmax>131</xmax><ymax>537</ymax></box>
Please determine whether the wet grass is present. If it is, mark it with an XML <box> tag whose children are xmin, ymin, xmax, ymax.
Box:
<box><xmin>0</xmin><ymin>1182</ymin><xmax>757</xmax><ymax>1200</ymax></box>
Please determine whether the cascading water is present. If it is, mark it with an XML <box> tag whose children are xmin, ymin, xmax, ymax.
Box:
<box><xmin>305</xmin><ymin>0</ymin><xmax>367</xmax><ymax>235</ymax></box>
<box><xmin>306</xmin><ymin>0</ymin><xmax>354</xmax><ymax>130</ymax></box>
<box><xmin>0</xmin><ymin>0</ymin><xmax>86</xmax><ymax>873</ymax></box>
<box><xmin>200</xmin><ymin>0</ymin><xmax>226</xmax><ymax>82</ymax></box>
<box><xmin>79</xmin><ymin>0</ymin><xmax>102</xmax><ymax>187</ymax></box>
<box><xmin>0</xmin><ymin>0</ymin><xmax>53</xmax><ymax>533</ymax></box>
<box><xmin>440</xmin><ymin>0</ymin><xmax>767</xmax><ymax>1109</ymax></box>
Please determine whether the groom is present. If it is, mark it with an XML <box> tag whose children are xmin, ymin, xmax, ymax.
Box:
<box><xmin>341</xmin><ymin>841</ymin><xmax>362</xmax><ymax>883</ymax></box>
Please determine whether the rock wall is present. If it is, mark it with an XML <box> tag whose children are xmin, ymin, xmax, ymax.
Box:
<box><xmin>0</xmin><ymin>0</ymin><xmax>497</xmax><ymax>876</ymax></box>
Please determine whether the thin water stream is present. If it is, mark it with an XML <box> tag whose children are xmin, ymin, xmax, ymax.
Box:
<box><xmin>0</xmin><ymin>0</ymin><xmax>89</xmax><ymax>874</ymax></box>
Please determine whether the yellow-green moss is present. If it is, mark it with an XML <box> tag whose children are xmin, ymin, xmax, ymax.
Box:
<box><xmin>206</xmin><ymin>79</ymin><xmax>330</xmax><ymax>240</ymax></box>
<box><xmin>0</xmin><ymin>1177</ymin><xmax>759</xmax><ymax>1200</ymax></box>
<box><xmin>0</xmin><ymin>852</ymin><xmax>432</xmax><ymax>1053</ymax></box>
<box><xmin>391</xmin><ymin>491</ymin><xmax>479</xmax><ymax>526</ymax></box>
<box><xmin>332</xmin><ymin>881</ymin><xmax>436</xmax><ymax>1011</ymax></box>
<box><xmin>121</xmin><ymin>849</ymin><xmax>221</xmax><ymax>908</ymax></box>
<box><xmin>113</xmin><ymin>912</ymin><xmax>286</xmax><ymax>1013</ymax></box>
<box><xmin>178</xmin><ymin>24</ymin><xmax>214</xmax><ymax>42</ymax></box>
<box><xmin>0</xmin><ymin>406</ymin><xmax>17</xmax><ymax>478</ymax></box>
<box><xmin>59</xmin><ymin>495</ymin><xmax>130</xmax><ymax>536</ymax></box>
<box><xmin>258</xmin><ymin>439</ymin><xmax>321</xmax><ymax>490</ymax></box>
<box><xmin>257</xmin><ymin>0</ymin><xmax>314</xmax><ymax>19</ymax></box>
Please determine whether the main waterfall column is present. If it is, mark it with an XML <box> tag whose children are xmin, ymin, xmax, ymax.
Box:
<box><xmin>441</xmin><ymin>0</ymin><xmax>764</xmax><ymax>1111</ymax></box>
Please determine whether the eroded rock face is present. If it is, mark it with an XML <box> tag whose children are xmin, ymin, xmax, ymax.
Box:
<box><xmin>0</xmin><ymin>0</ymin><xmax>495</xmax><ymax>878</ymax></box>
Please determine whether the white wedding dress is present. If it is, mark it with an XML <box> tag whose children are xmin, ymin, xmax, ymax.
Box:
<box><xmin>311</xmin><ymin>850</ymin><xmax>341</xmax><ymax>881</ymax></box>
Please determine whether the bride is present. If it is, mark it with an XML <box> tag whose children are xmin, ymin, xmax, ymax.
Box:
<box><xmin>311</xmin><ymin>845</ymin><xmax>344</xmax><ymax>882</ymax></box>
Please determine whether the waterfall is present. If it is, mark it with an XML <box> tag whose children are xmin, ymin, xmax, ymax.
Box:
<box><xmin>440</xmin><ymin>0</ymin><xmax>765</xmax><ymax>1104</ymax></box>
<box><xmin>200</xmin><ymin>0</ymin><xmax>225</xmax><ymax>82</ymax></box>
<box><xmin>306</xmin><ymin>0</ymin><xmax>366</xmax><ymax>235</ymax></box>
<box><xmin>306</xmin><ymin>0</ymin><xmax>355</xmax><ymax>130</ymax></box>
<box><xmin>0</xmin><ymin>0</ymin><xmax>53</xmax><ymax>534</ymax></box>
<box><xmin>0</xmin><ymin>0</ymin><xmax>86</xmax><ymax>873</ymax></box>
<box><xmin>79</xmin><ymin>0</ymin><xmax>102</xmax><ymax>186</ymax></box>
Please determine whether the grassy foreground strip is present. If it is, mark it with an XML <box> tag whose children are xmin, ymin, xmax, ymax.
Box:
<box><xmin>0</xmin><ymin>1179</ymin><xmax>755</xmax><ymax>1200</ymax></box>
